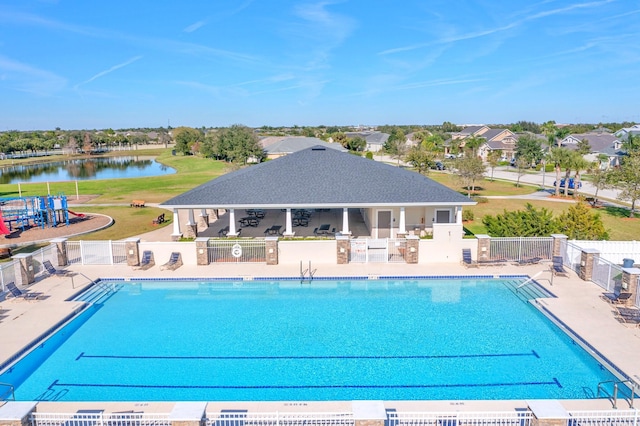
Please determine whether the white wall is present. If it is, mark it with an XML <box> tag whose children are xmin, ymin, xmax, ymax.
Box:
<box><xmin>419</xmin><ymin>237</ymin><xmax>477</xmax><ymax>264</ymax></box>
<box><xmin>278</xmin><ymin>240</ymin><xmax>336</xmax><ymax>264</ymax></box>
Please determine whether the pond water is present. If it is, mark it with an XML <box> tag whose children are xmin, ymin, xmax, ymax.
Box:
<box><xmin>0</xmin><ymin>156</ymin><xmax>175</xmax><ymax>184</ymax></box>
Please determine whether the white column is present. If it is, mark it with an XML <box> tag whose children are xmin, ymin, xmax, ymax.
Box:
<box><xmin>172</xmin><ymin>209</ymin><xmax>181</xmax><ymax>236</ymax></box>
<box><xmin>200</xmin><ymin>208</ymin><xmax>207</xmax><ymax>217</ymax></box>
<box><xmin>187</xmin><ymin>209</ymin><xmax>195</xmax><ymax>225</ymax></box>
<box><xmin>229</xmin><ymin>209</ymin><xmax>237</xmax><ymax>235</ymax></box>
<box><xmin>456</xmin><ymin>206</ymin><xmax>462</xmax><ymax>224</ymax></box>
<box><xmin>399</xmin><ymin>207</ymin><xmax>406</xmax><ymax>234</ymax></box>
<box><xmin>284</xmin><ymin>208</ymin><xmax>293</xmax><ymax>236</ymax></box>
<box><xmin>342</xmin><ymin>208</ymin><xmax>350</xmax><ymax>235</ymax></box>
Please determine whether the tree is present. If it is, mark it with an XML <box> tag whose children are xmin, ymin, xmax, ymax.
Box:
<box><xmin>576</xmin><ymin>138</ymin><xmax>591</xmax><ymax>155</ymax></box>
<box><xmin>623</xmin><ymin>133</ymin><xmax>640</xmax><ymax>154</ymax></box>
<box><xmin>173</xmin><ymin>127</ymin><xmax>202</xmax><ymax>155</ymax></box>
<box><xmin>541</xmin><ymin>120</ymin><xmax>558</xmax><ymax>147</ymax></box>
<box><xmin>405</xmin><ymin>145</ymin><xmax>434</xmax><ymax>175</ymax></box>
<box><xmin>482</xmin><ymin>203</ymin><xmax>559</xmax><ymax>237</ymax></box>
<box><xmin>487</xmin><ymin>150</ymin><xmax>501</xmax><ymax>181</ymax></box>
<box><xmin>570</xmin><ymin>154</ymin><xmax>591</xmax><ymax>198</ymax></box>
<box><xmin>515</xmin><ymin>157</ymin><xmax>529</xmax><ymax>188</ymax></box>
<box><xmin>213</xmin><ymin>124</ymin><xmax>264</xmax><ymax>164</ymax></box>
<box><xmin>546</xmin><ymin>147</ymin><xmax>571</xmax><ymax>196</ymax></box>
<box><xmin>589</xmin><ymin>165</ymin><xmax>612</xmax><ymax>203</ymax></box>
<box><xmin>463</xmin><ymin>135</ymin><xmax>483</xmax><ymax>157</ymax></box>
<box><xmin>345</xmin><ymin>136</ymin><xmax>366</xmax><ymax>152</ymax></box>
<box><xmin>556</xmin><ymin>202</ymin><xmax>609</xmax><ymax>240</ymax></box>
<box><xmin>515</xmin><ymin>133</ymin><xmax>543</xmax><ymax>166</ymax></box>
<box><xmin>609</xmin><ymin>152</ymin><xmax>640</xmax><ymax>217</ymax></box>
<box><xmin>455</xmin><ymin>157</ymin><xmax>486</xmax><ymax>197</ymax></box>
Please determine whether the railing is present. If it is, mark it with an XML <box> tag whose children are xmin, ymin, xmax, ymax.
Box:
<box><xmin>488</xmin><ymin>237</ymin><xmax>553</xmax><ymax>263</ymax></box>
<box><xmin>65</xmin><ymin>241</ymin><xmax>128</xmax><ymax>265</ymax></box>
<box><xmin>0</xmin><ymin>381</ymin><xmax>15</xmax><ymax>401</ymax></box>
<box><xmin>205</xmin><ymin>411</ymin><xmax>355</xmax><ymax>426</ymax></box>
<box><xmin>0</xmin><ymin>259</ymin><xmax>17</xmax><ymax>288</ymax></box>
<box><xmin>562</xmin><ymin>240</ymin><xmax>583</xmax><ymax>273</ymax></box>
<box><xmin>591</xmin><ymin>255</ymin><xmax>624</xmax><ymax>293</ymax></box>
<box><xmin>567</xmin><ymin>410</ymin><xmax>640</xmax><ymax>426</ymax></box>
<box><xmin>31</xmin><ymin>412</ymin><xmax>173</xmax><ymax>426</ymax></box>
<box><xmin>207</xmin><ymin>239</ymin><xmax>266</xmax><ymax>263</ymax></box>
<box><xmin>597</xmin><ymin>379</ymin><xmax>637</xmax><ymax>409</ymax></box>
<box><xmin>349</xmin><ymin>238</ymin><xmax>406</xmax><ymax>263</ymax></box>
<box><xmin>385</xmin><ymin>410</ymin><xmax>533</xmax><ymax>426</ymax></box>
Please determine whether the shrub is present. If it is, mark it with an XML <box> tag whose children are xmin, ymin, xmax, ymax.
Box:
<box><xmin>462</xmin><ymin>209</ymin><xmax>474</xmax><ymax>222</ymax></box>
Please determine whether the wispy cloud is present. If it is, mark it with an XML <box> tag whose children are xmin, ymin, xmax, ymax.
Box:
<box><xmin>183</xmin><ymin>21</ymin><xmax>206</xmax><ymax>33</ymax></box>
<box><xmin>75</xmin><ymin>56</ymin><xmax>142</xmax><ymax>89</ymax></box>
<box><xmin>379</xmin><ymin>0</ymin><xmax>616</xmax><ymax>55</ymax></box>
<box><xmin>0</xmin><ymin>54</ymin><xmax>66</xmax><ymax>95</ymax></box>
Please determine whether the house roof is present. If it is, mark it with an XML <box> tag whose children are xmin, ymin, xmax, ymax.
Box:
<box><xmin>345</xmin><ymin>131</ymin><xmax>390</xmax><ymax>145</ymax></box>
<box><xmin>162</xmin><ymin>146</ymin><xmax>475</xmax><ymax>209</ymax></box>
<box><xmin>261</xmin><ymin>137</ymin><xmax>346</xmax><ymax>155</ymax></box>
<box><xmin>561</xmin><ymin>133</ymin><xmax>621</xmax><ymax>155</ymax></box>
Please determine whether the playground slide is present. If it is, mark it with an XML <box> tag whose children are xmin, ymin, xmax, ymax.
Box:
<box><xmin>0</xmin><ymin>212</ymin><xmax>10</xmax><ymax>235</ymax></box>
<box><xmin>68</xmin><ymin>210</ymin><xmax>86</xmax><ymax>219</ymax></box>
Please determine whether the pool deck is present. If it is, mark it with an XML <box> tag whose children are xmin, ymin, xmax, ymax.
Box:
<box><xmin>1</xmin><ymin>261</ymin><xmax>639</xmax><ymax>412</ymax></box>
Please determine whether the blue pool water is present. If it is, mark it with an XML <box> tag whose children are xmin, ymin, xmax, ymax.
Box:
<box><xmin>0</xmin><ymin>278</ymin><xmax>623</xmax><ymax>402</ymax></box>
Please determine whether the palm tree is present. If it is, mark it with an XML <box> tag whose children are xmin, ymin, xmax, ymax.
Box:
<box><xmin>546</xmin><ymin>147</ymin><xmax>571</xmax><ymax>196</ymax></box>
<box><xmin>570</xmin><ymin>153</ymin><xmax>591</xmax><ymax>198</ymax></box>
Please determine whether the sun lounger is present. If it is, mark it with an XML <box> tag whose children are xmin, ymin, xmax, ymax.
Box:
<box><xmin>160</xmin><ymin>252</ymin><xmax>183</xmax><ymax>271</ymax></box>
<box><xmin>136</xmin><ymin>250</ymin><xmax>155</xmax><ymax>270</ymax></box>
<box><xmin>43</xmin><ymin>260</ymin><xmax>73</xmax><ymax>277</ymax></box>
<box><xmin>601</xmin><ymin>291</ymin><xmax>633</xmax><ymax>305</ymax></box>
<box><xmin>551</xmin><ymin>256</ymin><xmax>569</xmax><ymax>277</ymax></box>
<box><xmin>614</xmin><ymin>307</ymin><xmax>640</xmax><ymax>327</ymax></box>
<box><xmin>461</xmin><ymin>248</ymin><xmax>478</xmax><ymax>268</ymax></box>
<box><xmin>5</xmin><ymin>282</ymin><xmax>43</xmax><ymax>301</ymax></box>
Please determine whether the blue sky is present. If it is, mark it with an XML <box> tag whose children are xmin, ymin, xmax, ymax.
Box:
<box><xmin>0</xmin><ymin>0</ymin><xmax>638</xmax><ymax>130</ymax></box>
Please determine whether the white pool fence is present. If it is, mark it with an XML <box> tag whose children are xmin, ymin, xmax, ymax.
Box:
<box><xmin>26</xmin><ymin>409</ymin><xmax>640</xmax><ymax>426</ymax></box>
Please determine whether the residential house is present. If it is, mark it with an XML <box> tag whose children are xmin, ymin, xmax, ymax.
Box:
<box><xmin>448</xmin><ymin>125</ymin><xmax>518</xmax><ymax>161</ymax></box>
<box><xmin>345</xmin><ymin>131</ymin><xmax>390</xmax><ymax>152</ymax></box>
<box><xmin>260</xmin><ymin>136</ymin><xmax>346</xmax><ymax>159</ymax></box>
<box><xmin>559</xmin><ymin>133</ymin><xmax>624</xmax><ymax>168</ymax></box>
<box><xmin>614</xmin><ymin>124</ymin><xmax>640</xmax><ymax>142</ymax></box>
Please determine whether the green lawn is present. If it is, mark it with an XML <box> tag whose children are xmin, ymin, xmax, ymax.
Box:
<box><xmin>2</xmin><ymin>154</ymin><xmax>637</xmax><ymax>242</ymax></box>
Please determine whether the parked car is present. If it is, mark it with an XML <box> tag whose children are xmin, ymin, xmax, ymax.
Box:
<box><xmin>553</xmin><ymin>178</ymin><xmax>582</xmax><ymax>189</ymax></box>
<box><xmin>431</xmin><ymin>161</ymin><xmax>445</xmax><ymax>170</ymax></box>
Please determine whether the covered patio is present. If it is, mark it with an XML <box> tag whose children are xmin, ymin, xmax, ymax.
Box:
<box><xmin>161</xmin><ymin>146</ymin><xmax>475</xmax><ymax>241</ymax></box>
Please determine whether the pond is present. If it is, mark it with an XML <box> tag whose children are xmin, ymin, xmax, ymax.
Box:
<box><xmin>0</xmin><ymin>156</ymin><xmax>175</xmax><ymax>184</ymax></box>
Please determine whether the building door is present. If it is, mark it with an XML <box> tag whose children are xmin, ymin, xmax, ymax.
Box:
<box><xmin>377</xmin><ymin>210</ymin><xmax>391</xmax><ymax>238</ymax></box>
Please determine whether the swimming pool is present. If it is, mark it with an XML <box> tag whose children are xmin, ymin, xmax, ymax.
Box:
<box><xmin>0</xmin><ymin>277</ymin><xmax>625</xmax><ymax>402</ymax></box>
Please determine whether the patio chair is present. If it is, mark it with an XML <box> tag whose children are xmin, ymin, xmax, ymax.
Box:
<box><xmin>461</xmin><ymin>248</ymin><xmax>478</xmax><ymax>268</ymax></box>
<box><xmin>551</xmin><ymin>256</ymin><xmax>568</xmax><ymax>277</ymax></box>
<box><xmin>42</xmin><ymin>260</ymin><xmax>73</xmax><ymax>277</ymax></box>
<box><xmin>601</xmin><ymin>291</ymin><xmax>633</xmax><ymax>306</ymax></box>
<box><xmin>614</xmin><ymin>307</ymin><xmax>640</xmax><ymax>327</ymax></box>
<box><xmin>136</xmin><ymin>250</ymin><xmax>155</xmax><ymax>270</ymax></box>
<box><xmin>5</xmin><ymin>282</ymin><xmax>43</xmax><ymax>301</ymax></box>
<box><xmin>160</xmin><ymin>252</ymin><xmax>183</xmax><ymax>271</ymax></box>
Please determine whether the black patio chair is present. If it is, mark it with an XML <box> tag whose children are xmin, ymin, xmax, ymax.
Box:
<box><xmin>551</xmin><ymin>256</ymin><xmax>568</xmax><ymax>277</ymax></box>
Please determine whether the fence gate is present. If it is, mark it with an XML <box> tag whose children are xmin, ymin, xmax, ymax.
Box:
<box><xmin>207</xmin><ymin>239</ymin><xmax>266</xmax><ymax>263</ymax></box>
<box><xmin>349</xmin><ymin>238</ymin><xmax>406</xmax><ymax>263</ymax></box>
<box><xmin>563</xmin><ymin>241</ymin><xmax>583</xmax><ymax>273</ymax></box>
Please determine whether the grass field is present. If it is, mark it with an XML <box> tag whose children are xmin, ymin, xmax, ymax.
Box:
<box><xmin>1</xmin><ymin>151</ymin><xmax>637</xmax><ymax>242</ymax></box>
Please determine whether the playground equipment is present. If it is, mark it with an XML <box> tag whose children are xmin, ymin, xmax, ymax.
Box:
<box><xmin>0</xmin><ymin>194</ymin><xmax>75</xmax><ymax>233</ymax></box>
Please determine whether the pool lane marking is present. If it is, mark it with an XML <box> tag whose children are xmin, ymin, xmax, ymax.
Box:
<box><xmin>48</xmin><ymin>378</ymin><xmax>563</xmax><ymax>390</ymax></box>
<box><xmin>77</xmin><ymin>350</ymin><xmax>540</xmax><ymax>361</ymax></box>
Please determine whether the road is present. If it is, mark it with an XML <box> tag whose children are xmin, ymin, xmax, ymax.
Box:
<box><xmin>486</xmin><ymin>166</ymin><xmax>623</xmax><ymax>202</ymax></box>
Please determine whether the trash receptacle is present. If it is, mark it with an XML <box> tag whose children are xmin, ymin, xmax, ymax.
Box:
<box><xmin>622</xmin><ymin>258</ymin><xmax>635</xmax><ymax>268</ymax></box>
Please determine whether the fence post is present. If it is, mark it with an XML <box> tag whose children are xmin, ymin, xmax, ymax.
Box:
<box><xmin>404</xmin><ymin>235</ymin><xmax>419</xmax><ymax>264</ymax></box>
<box><xmin>195</xmin><ymin>237</ymin><xmax>209</xmax><ymax>266</ymax></box>
<box><xmin>336</xmin><ymin>236</ymin><xmax>350</xmax><ymax>264</ymax></box>
<box><xmin>551</xmin><ymin>234</ymin><xmax>568</xmax><ymax>257</ymax></box>
<box><xmin>12</xmin><ymin>253</ymin><xmax>35</xmax><ymax>286</ymax></box>
<box><xmin>0</xmin><ymin>401</ymin><xmax>38</xmax><ymax>426</ymax></box>
<box><xmin>125</xmin><ymin>238</ymin><xmax>141</xmax><ymax>267</ymax></box>
<box><xmin>621</xmin><ymin>267</ymin><xmax>640</xmax><ymax>306</ymax></box>
<box><xmin>265</xmin><ymin>237</ymin><xmax>279</xmax><ymax>265</ymax></box>
<box><xmin>476</xmin><ymin>234</ymin><xmax>491</xmax><ymax>262</ymax></box>
<box><xmin>527</xmin><ymin>400</ymin><xmax>569</xmax><ymax>426</ymax></box>
<box><xmin>50</xmin><ymin>237</ymin><xmax>68</xmax><ymax>266</ymax></box>
<box><xmin>579</xmin><ymin>248</ymin><xmax>599</xmax><ymax>282</ymax></box>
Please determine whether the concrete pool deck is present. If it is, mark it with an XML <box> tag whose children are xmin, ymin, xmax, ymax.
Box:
<box><xmin>1</xmin><ymin>261</ymin><xmax>639</xmax><ymax>411</ymax></box>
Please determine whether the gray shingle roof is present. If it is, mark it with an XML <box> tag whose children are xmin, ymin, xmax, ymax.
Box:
<box><xmin>263</xmin><ymin>137</ymin><xmax>346</xmax><ymax>154</ymax></box>
<box><xmin>162</xmin><ymin>146</ymin><xmax>474</xmax><ymax>209</ymax></box>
